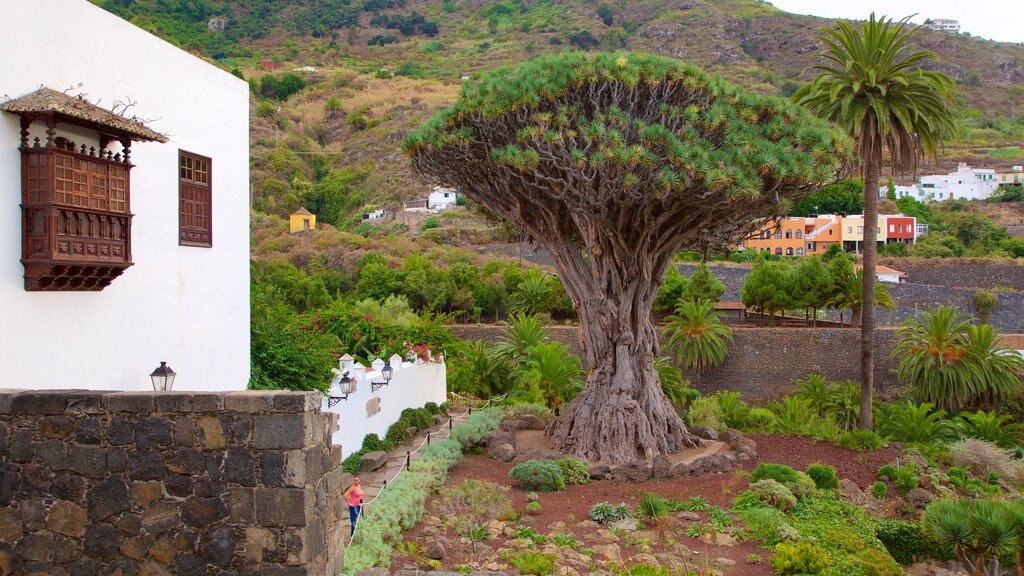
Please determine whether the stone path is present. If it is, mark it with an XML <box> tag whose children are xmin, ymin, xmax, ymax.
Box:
<box><xmin>343</xmin><ymin>408</ymin><xmax>474</xmax><ymax>539</ymax></box>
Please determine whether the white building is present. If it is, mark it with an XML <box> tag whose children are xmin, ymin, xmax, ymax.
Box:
<box><xmin>0</xmin><ymin>0</ymin><xmax>250</xmax><ymax>391</ymax></box>
<box><xmin>925</xmin><ymin>19</ymin><xmax>960</xmax><ymax>33</ymax></box>
<box><xmin>878</xmin><ymin>184</ymin><xmax>922</xmax><ymax>200</ymax></box>
<box><xmin>428</xmin><ymin>186</ymin><xmax>460</xmax><ymax>210</ymax></box>
<box><xmin>918</xmin><ymin>163</ymin><xmax>999</xmax><ymax>201</ymax></box>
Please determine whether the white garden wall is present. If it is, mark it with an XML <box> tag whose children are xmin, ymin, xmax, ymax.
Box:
<box><xmin>0</xmin><ymin>0</ymin><xmax>250</xmax><ymax>391</ymax></box>
<box><xmin>324</xmin><ymin>361</ymin><xmax>447</xmax><ymax>458</ymax></box>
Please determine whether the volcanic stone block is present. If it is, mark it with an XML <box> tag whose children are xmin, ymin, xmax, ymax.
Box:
<box><xmin>154</xmin><ymin>392</ymin><xmax>192</xmax><ymax>413</ymax></box>
<box><xmin>190</xmin><ymin>393</ymin><xmax>225</xmax><ymax>413</ymax></box>
<box><xmin>173</xmin><ymin>417</ymin><xmax>194</xmax><ymax>447</ymax></box>
<box><xmin>0</xmin><ymin>464</ymin><xmax>17</xmax><ymax>506</ymax></box>
<box><xmin>128</xmin><ymin>449</ymin><xmax>165</xmax><ymax>481</ymax></box>
<box><xmin>39</xmin><ymin>416</ymin><xmax>74</xmax><ymax>439</ymax></box>
<box><xmin>87</xmin><ymin>477</ymin><xmax>129</xmax><ymax>521</ymax></box>
<box><xmin>10</xmin><ymin>428</ymin><xmax>33</xmax><ymax>462</ymax></box>
<box><xmin>75</xmin><ymin>418</ymin><xmax>101</xmax><ymax>444</ymax></box>
<box><xmin>260</xmin><ymin>452</ymin><xmax>285</xmax><ymax>487</ymax></box>
<box><xmin>272</xmin><ymin>393</ymin><xmax>320</xmax><ymax>413</ymax></box>
<box><xmin>254</xmin><ymin>488</ymin><xmax>312</xmax><ymax>527</ymax></box>
<box><xmin>107</xmin><ymin>447</ymin><xmax>127</xmax><ymax>473</ymax></box>
<box><xmin>68</xmin><ymin>445</ymin><xmax>106</xmax><ymax>478</ymax></box>
<box><xmin>47</xmin><ymin>500</ymin><xmax>87</xmax><ymax>538</ymax></box>
<box><xmin>20</xmin><ymin>499</ymin><xmax>46</xmax><ymax>531</ymax></box>
<box><xmin>21</xmin><ymin>531</ymin><xmax>54</xmax><ymax>561</ymax></box>
<box><xmin>204</xmin><ymin>525</ymin><xmax>239</xmax><ymax>567</ymax></box>
<box><xmin>197</xmin><ymin>416</ymin><xmax>227</xmax><ymax>449</ymax></box>
<box><xmin>225</xmin><ymin>448</ymin><xmax>256</xmax><ymax>487</ymax></box>
<box><xmin>165</xmin><ymin>474</ymin><xmax>193</xmax><ymax>498</ymax></box>
<box><xmin>175</xmin><ymin>554</ymin><xmax>206</xmax><ymax>573</ymax></box>
<box><xmin>135</xmin><ymin>417</ymin><xmax>173</xmax><ymax>449</ymax></box>
<box><xmin>181</xmin><ymin>498</ymin><xmax>229</xmax><ymax>528</ymax></box>
<box><xmin>360</xmin><ymin>451</ymin><xmax>388</xmax><ymax>472</ymax></box>
<box><xmin>20</xmin><ymin>464</ymin><xmax>52</xmax><ymax>494</ymax></box>
<box><xmin>141</xmin><ymin>502</ymin><xmax>180</xmax><ymax>535</ymax></box>
<box><xmin>167</xmin><ymin>447</ymin><xmax>205</xmax><ymax>475</ymax></box>
<box><xmin>68</xmin><ymin>558</ymin><xmax>100</xmax><ymax>576</ymax></box>
<box><xmin>36</xmin><ymin>439</ymin><xmax>69</xmax><ymax>471</ymax></box>
<box><xmin>11</xmin><ymin>391</ymin><xmax>67</xmax><ymax>415</ymax></box>
<box><xmin>0</xmin><ymin>506</ymin><xmax>22</xmax><ymax>544</ymax></box>
<box><xmin>253</xmin><ymin>415</ymin><xmax>312</xmax><ymax>450</ymax></box>
<box><xmin>104</xmin><ymin>392</ymin><xmax>155</xmax><ymax>413</ymax></box>
<box><xmin>224</xmin><ymin>391</ymin><xmax>277</xmax><ymax>414</ymax></box>
<box><xmin>83</xmin><ymin>524</ymin><xmax>120</xmax><ymax>559</ymax></box>
<box><xmin>228</xmin><ymin>487</ymin><xmax>254</xmax><ymax>523</ymax></box>
<box><xmin>130</xmin><ymin>481</ymin><xmax>162</xmax><ymax>508</ymax></box>
<box><xmin>106</xmin><ymin>416</ymin><xmax>134</xmax><ymax>445</ymax></box>
<box><xmin>51</xmin><ymin>473</ymin><xmax>85</xmax><ymax>501</ymax></box>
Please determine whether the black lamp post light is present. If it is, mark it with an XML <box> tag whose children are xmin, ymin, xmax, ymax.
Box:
<box><xmin>371</xmin><ymin>364</ymin><xmax>393</xmax><ymax>392</ymax></box>
<box><xmin>328</xmin><ymin>368</ymin><xmax>354</xmax><ymax>407</ymax></box>
<box><xmin>150</xmin><ymin>361</ymin><xmax>176</xmax><ymax>391</ymax></box>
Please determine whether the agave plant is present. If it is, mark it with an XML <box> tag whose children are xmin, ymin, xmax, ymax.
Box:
<box><xmin>958</xmin><ymin>411</ymin><xmax>1024</xmax><ymax>449</ymax></box>
<box><xmin>923</xmin><ymin>499</ymin><xmax>1019</xmax><ymax>576</ymax></box>
<box><xmin>875</xmin><ymin>401</ymin><xmax>959</xmax><ymax>445</ymax></box>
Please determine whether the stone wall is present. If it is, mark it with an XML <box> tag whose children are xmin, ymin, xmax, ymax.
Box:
<box><xmin>450</xmin><ymin>325</ymin><xmax>902</xmax><ymax>404</ymax></box>
<box><xmin>882</xmin><ymin>259</ymin><xmax>1024</xmax><ymax>290</ymax></box>
<box><xmin>0</xmin><ymin>390</ymin><xmax>347</xmax><ymax>575</ymax></box>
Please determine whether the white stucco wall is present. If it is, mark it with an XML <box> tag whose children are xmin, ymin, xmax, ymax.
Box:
<box><xmin>324</xmin><ymin>362</ymin><xmax>447</xmax><ymax>459</ymax></box>
<box><xmin>0</xmin><ymin>0</ymin><xmax>250</xmax><ymax>391</ymax></box>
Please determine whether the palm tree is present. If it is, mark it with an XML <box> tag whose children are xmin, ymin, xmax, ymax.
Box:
<box><xmin>517</xmin><ymin>341</ymin><xmax>584</xmax><ymax>408</ymax></box>
<box><xmin>494</xmin><ymin>313</ymin><xmax>550</xmax><ymax>362</ymax></box>
<box><xmin>894</xmin><ymin>306</ymin><xmax>1022</xmax><ymax>411</ymax></box>
<box><xmin>832</xmin><ymin>269</ymin><xmax>897</xmax><ymax>328</ymax></box>
<box><xmin>662</xmin><ymin>299</ymin><xmax>733</xmax><ymax>386</ymax></box>
<box><xmin>794</xmin><ymin>13</ymin><xmax>957</xmax><ymax>430</ymax></box>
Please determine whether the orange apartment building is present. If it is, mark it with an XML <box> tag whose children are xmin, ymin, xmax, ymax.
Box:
<box><xmin>743</xmin><ymin>214</ymin><xmax>843</xmax><ymax>256</ymax></box>
<box><xmin>742</xmin><ymin>214</ymin><xmax>917</xmax><ymax>256</ymax></box>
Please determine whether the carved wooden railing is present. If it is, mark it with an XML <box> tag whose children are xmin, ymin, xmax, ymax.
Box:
<box><xmin>20</xmin><ymin>143</ymin><xmax>134</xmax><ymax>291</ymax></box>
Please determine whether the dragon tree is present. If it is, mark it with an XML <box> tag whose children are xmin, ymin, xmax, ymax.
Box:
<box><xmin>404</xmin><ymin>52</ymin><xmax>850</xmax><ymax>464</ymax></box>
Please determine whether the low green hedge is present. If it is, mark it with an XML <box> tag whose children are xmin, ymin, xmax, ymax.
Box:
<box><xmin>342</xmin><ymin>404</ymin><xmax>449</xmax><ymax>474</ymax></box>
<box><xmin>341</xmin><ymin>407</ymin><xmax>503</xmax><ymax>575</ymax></box>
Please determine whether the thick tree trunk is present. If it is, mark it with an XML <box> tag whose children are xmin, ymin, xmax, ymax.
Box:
<box><xmin>544</xmin><ymin>236</ymin><xmax>703</xmax><ymax>464</ymax></box>
<box><xmin>860</xmin><ymin>133</ymin><xmax>881</xmax><ymax>430</ymax></box>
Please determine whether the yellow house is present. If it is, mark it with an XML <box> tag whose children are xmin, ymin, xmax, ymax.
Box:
<box><xmin>840</xmin><ymin>215</ymin><xmax>885</xmax><ymax>253</ymax></box>
<box><xmin>290</xmin><ymin>207</ymin><xmax>316</xmax><ymax>233</ymax></box>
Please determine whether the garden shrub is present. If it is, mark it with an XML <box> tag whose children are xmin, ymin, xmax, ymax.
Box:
<box><xmin>744</xmin><ymin>407</ymin><xmax>777</xmax><ymax>433</ymax></box>
<box><xmin>509</xmin><ymin>459</ymin><xmax>566</xmax><ymax>492</ymax></box>
<box><xmin>636</xmin><ymin>493</ymin><xmax>669</xmax><ymax>520</ymax></box>
<box><xmin>742</xmin><ymin>479</ymin><xmax>798</xmax><ymax>511</ymax></box>
<box><xmin>435</xmin><ymin>479</ymin><xmax>513</xmax><ymax>536</ymax></box>
<box><xmin>837</xmin><ymin>430</ymin><xmax>885</xmax><ymax>451</ymax></box>
<box><xmin>556</xmin><ymin>458</ymin><xmax>590</xmax><ymax>485</ymax></box>
<box><xmin>896</xmin><ymin>467</ymin><xmax>918</xmax><ymax>496</ymax></box>
<box><xmin>686</xmin><ymin>396</ymin><xmax>722</xmax><ymax>430</ymax></box>
<box><xmin>750</xmin><ymin>463</ymin><xmax>800</xmax><ymax>485</ymax></box>
<box><xmin>505</xmin><ymin>402</ymin><xmax>549</xmax><ymax>419</ymax></box>
<box><xmin>770</xmin><ymin>541</ymin><xmax>830</xmax><ymax>575</ymax></box>
<box><xmin>807</xmin><ymin>464</ymin><xmax>839</xmax><ymax>490</ymax></box>
<box><xmin>525</xmin><ymin>501</ymin><xmax>542</xmax><ymax>515</ymax></box>
<box><xmin>871</xmin><ymin>481</ymin><xmax>888</xmax><ymax>499</ymax></box>
<box><xmin>362</xmin><ymin>433</ymin><xmax>389</xmax><ymax>453</ymax></box>
<box><xmin>876</xmin><ymin>519</ymin><xmax>937</xmax><ymax>565</ymax></box>
<box><xmin>787</xmin><ymin>472</ymin><xmax>818</xmax><ymax>499</ymax></box>
<box><xmin>787</xmin><ymin>494</ymin><xmax>901</xmax><ymax>576</ymax></box>
<box><xmin>525</xmin><ymin>491</ymin><xmax>539</xmax><ymax>503</ymax></box>
<box><xmin>877</xmin><ymin>464</ymin><xmax>898</xmax><ymax>481</ymax></box>
<box><xmin>589</xmin><ymin>501</ymin><xmax>632</xmax><ymax>524</ymax></box>
<box><xmin>450</xmin><ymin>408</ymin><xmax>504</xmax><ymax>448</ymax></box>
<box><xmin>505</xmin><ymin>551</ymin><xmax>555</xmax><ymax>575</ymax></box>
<box><xmin>737</xmin><ymin>505</ymin><xmax>789</xmax><ymax>545</ymax></box>
<box><xmin>614</xmin><ymin>565</ymin><xmax>670</xmax><ymax>576</ymax></box>
<box><xmin>948</xmin><ymin>438</ymin><xmax>1023</xmax><ymax>486</ymax></box>
<box><xmin>947</xmin><ymin>466</ymin><xmax>967</xmax><ymax>488</ymax></box>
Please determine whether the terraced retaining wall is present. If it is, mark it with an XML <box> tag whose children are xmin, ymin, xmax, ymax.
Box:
<box><xmin>0</xmin><ymin>390</ymin><xmax>347</xmax><ymax>575</ymax></box>
<box><xmin>449</xmin><ymin>325</ymin><xmax>903</xmax><ymax>403</ymax></box>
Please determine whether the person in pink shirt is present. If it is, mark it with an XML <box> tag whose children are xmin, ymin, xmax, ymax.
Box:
<box><xmin>343</xmin><ymin>476</ymin><xmax>364</xmax><ymax>537</ymax></box>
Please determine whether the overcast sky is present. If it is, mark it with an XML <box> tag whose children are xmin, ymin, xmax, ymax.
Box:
<box><xmin>768</xmin><ymin>0</ymin><xmax>1023</xmax><ymax>44</ymax></box>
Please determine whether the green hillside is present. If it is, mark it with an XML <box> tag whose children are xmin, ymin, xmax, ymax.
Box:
<box><xmin>94</xmin><ymin>0</ymin><xmax>1024</xmax><ymax>227</ymax></box>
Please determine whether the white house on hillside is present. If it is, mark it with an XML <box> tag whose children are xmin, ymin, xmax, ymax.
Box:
<box><xmin>0</xmin><ymin>0</ymin><xmax>250</xmax><ymax>391</ymax></box>
<box><xmin>428</xmin><ymin>186</ymin><xmax>460</xmax><ymax>210</ymax></box>
<box><xmin>919</xmin><ymin>163</ymin><xmax>999</xmax><ymax>201</ymax></box>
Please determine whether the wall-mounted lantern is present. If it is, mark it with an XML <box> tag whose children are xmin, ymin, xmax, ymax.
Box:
<box><xmin>150</xmin><ymin>361</ymin><xmax>176</xmax><ymax>391</ymax></box>
<box><xmin>372</xmin><ymin>363</ymin><xmax>393</xmax><ymax>392</ymax></box>
<box><xmin>327</xmin><ymin>368</ymin><xmax>353</xmax><ymax>407</ymax></box>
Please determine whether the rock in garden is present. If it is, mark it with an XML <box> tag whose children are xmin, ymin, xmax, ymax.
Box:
<box><xmin>426</xmin><ymin>541</ymin><xmax>446</xmax><ymax>560</ymax></box>
<box><xmin>907</xmin><ymin>488</ymin><xmax>935</xmax><ymax>508</ymax></box>
<box><xmin>520</xmin><ymin>414</ymin><xmax>546</xmax><ymax>430</ymax></box>
<box><xmin>652</xmin><ymin>455</ymin><xmax>675</xmax><ymax>479</ymax></box>
<box><xmin>676</xmin><ymin>511</ymin><xmax>701</xmax><ymax>522</ymax></box>
<box><xmin>354</xmin><ymin>569</ymin><xmax>389</xmax><ymax>576</ymax></box>
<box><xmin>588</xmin><ymin>464</ymin><xmax>611</xmax><ymax>480</ymax></box>
<box><xmin>488</xmin><ymin>442</ymin><xmax>515</xmax><ymax>462</ymax></box>
<box><xmin>690</xmin><ymin>426</ymin><xmax>719</xmax><ymax>441</ymax></box>
<box><xmin>609</xmin><ymin>461</ymin><xmax>651</xmax><ymax>482</ymax></box>
<box><xmin>715</xmin><ymin>557</ymin><xmax>737</xmax><ymax>566</ymax></box>
<box><xmin>359</xmin><ymin>451</ymin><xmax>387</xmax><ymax>472</ymax></box>
<box><xmin>608</xmin><ymin>518</ymin><xmax>638</xmax><ymax>531</ymax></box>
